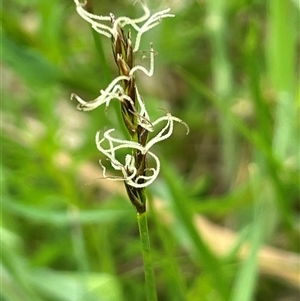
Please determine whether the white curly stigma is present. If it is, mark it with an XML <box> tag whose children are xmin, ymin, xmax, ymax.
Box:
<box><xmin>95</xmin><ymin>113</ymin><xmax>189</xmax><ymax>188</ymax></box>
<box><xmin>71</xmin><ymin>43</ymin><xmax>155</xmax><ymax>115</ymax></box>
<box><xmin>73</xmin><ymin>0</ymin><xmax>174</xmax><ymax>52</ymax></box>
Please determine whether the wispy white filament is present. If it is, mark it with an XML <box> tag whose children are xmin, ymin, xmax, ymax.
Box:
<box><xmin>71</xmin><ymin>76</ymin><xmax>129</xmax><ymax>111</ymax></box>
<box><xmin>73</xmin><ymin>0</ymin><xmax>174</xmax><ymax>52</ymax></box>
<box><xmin>71</xmin><ymin>43</ymin><xmax>155</xmax><ymax>112</ymax></box>
<box><xmin>95</xmin><ymin>113</ymin><xmax>188</xmax><ymax>188</ymax></box>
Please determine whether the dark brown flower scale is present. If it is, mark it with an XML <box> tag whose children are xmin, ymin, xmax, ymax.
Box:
<box><xmin>110</xmin><ymin>14</ymin><xmax>149</xmax><ymax>213</ymax></box>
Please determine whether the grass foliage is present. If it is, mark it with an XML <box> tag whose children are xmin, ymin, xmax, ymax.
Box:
<box><xmin>2</xmin><ymin>0</ymin><xmax>299</xmax><ymax>300</ymax></box>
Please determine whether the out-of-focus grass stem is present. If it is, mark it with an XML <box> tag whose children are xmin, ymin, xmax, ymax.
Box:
<box><xmin>267</xmin><ymin>0</ymin><xmax>299</xmax><ymax>162</ymax></box>
<box><xmin>266</xmin><ymin>0</ymin><xmax>299</xmax><ymax>240</ymax></box>
<box><xmin>231</xmin><ymin>164</ymin><xmax>267</xmax><ymax>301</ymax></box>
<box><xmin>206</xmin><ymin>0</ymin><xmax>236</xmax><ymax>187</ymax></box>
<box><xmin>70</xmin><ymin>206</ymin><xmax>89</xmax><ymax>273</ymax></box>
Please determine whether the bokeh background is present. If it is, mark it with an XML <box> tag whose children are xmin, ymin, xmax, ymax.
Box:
<box><xmin>2</xmin><ymin>0</ymin><xmax>300</xmax><ymax>300</ymax></box>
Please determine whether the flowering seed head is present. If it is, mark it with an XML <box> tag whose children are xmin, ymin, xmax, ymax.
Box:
<box><xmin>72</xmin><ymin>1</ymin><xmax>187</xmax><ymax>213</ymax></box>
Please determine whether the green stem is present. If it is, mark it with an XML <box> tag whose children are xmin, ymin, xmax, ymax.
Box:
<box><xmin>137</xmin><ymin>212</ymin><xmax>157</xmax><ymax>301</ymax></box>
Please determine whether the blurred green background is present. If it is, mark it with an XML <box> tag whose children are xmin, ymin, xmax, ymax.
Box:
<box><xmin>1</xmin><ymin>0</ymin><xmax>300</xmax><ymax>300</ymax></box>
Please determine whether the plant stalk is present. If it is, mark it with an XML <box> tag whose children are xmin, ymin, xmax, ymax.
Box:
<box><xmin>137</xmin><ymin>212</ymin><xmax>157</xmax><ymax>301</ymax></box>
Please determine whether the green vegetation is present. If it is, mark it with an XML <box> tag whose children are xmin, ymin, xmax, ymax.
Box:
<box><xmin>2</xmin><ymin>0</ymin><xmax>299</xmax><ymax>300</ymax></box>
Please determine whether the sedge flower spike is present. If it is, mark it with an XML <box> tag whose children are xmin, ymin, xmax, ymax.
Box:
<box><xmin>72</xmin><ymin>0</ymin><xmax>188</xmax><ymax>213</ymax></box>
